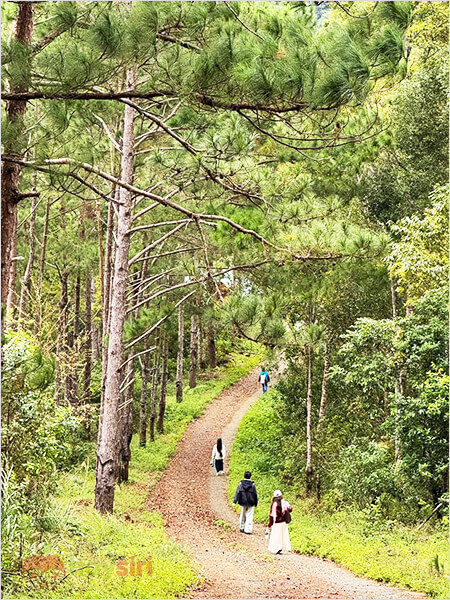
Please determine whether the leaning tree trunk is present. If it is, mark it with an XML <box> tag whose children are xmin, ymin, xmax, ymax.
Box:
<box><xmin>139</xmin><ymin>352</ymin><xmax>151</xmax><ymax>447</ymax></box>
<box><xmin>1</xmin><ymin>2</ymin><xmax>34</xmax><ymax>312</ymax></box>
<box><xmin>317</xmin><ymin>346</ymin><xmax>331</xmax><ymax>432</ymax></box>
<box><xmin>305</xmin><ymin>346</ymin><xmax>314</xmax><ymax>496</ymax></box>
<box><xmin>189</xmin><ymin>314</ymin><xmax>198</xmax><ymax>388</ymax></box>
<box><xmin>208</xmin><ymin>324</ymin><xmax>216</xmax><ymax>369</ymax></box>
<box><xmin>95</xmin><ymin>66</ymin><xmax>136</xmax><ymax>514</ymax></box>
<box><xmin>149</xmin><ymin>350</ymin><xmax>160</xmax><ymax>442</ymax></box>
<box><xmin>156</xmin><ymin>335</ymin><xmax>169</xmax><ymax>434</ymax></box>
<box><xmin>176</xmin><ymin>305</ymin><xmax>184</xmax><ymax>403</ymax></box>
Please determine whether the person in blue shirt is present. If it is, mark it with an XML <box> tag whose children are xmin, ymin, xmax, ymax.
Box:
<box><xmin>258</xmin><ymin>368</ymin><xmax>270</xmax><ymax>393</ymax></box>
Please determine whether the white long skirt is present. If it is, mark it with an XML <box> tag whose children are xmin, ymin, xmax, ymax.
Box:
<box><xmin>268</xmin><ymin>521</ymin><xmax>291</xmax><ymax>554</ymax></box>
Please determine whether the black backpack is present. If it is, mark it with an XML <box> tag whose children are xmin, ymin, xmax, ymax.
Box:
<box><xmin>283</xmin><ymin>509</ymin><xmax>292</xmax><ymax>524</ymax></box>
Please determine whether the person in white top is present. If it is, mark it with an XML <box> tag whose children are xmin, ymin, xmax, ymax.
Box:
<box><xmin>210</xmin><ymin>438</ymin><xmax>226</xmax><ymax>476</ymax></box>
<box><xmin>266</xmin><ymin>490</ymin><xmax>293</xmax><ymax>554</ymax></box>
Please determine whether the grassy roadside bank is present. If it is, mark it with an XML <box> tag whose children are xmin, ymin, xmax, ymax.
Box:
<box><xmin>228</xmin><ymin>390</ymin><xmax>449</xmax><ymax>600</ymax></box>
<box><xmin>5</xmin><ymin>350</ymin><xmax>263</xmax><ymax>600</ymax></box>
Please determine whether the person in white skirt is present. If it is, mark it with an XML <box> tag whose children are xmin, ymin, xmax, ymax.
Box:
<box><xmin>266</xmin><ymin>490</ymin><xmax>292</xmax><ymax>554</ymax></box>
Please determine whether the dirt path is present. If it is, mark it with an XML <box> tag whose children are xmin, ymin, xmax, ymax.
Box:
<box><xmin>148</xmin><ymin>368</ymin><xmax>426</xmax><ymax>599</ymax></box>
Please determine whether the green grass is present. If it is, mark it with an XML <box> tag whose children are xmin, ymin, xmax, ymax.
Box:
<box><xmin>228</xmin><ymin>390</ymin><xmax>450</xmax><ymax>600</ymax></box>
<box><xmin>4</xmin><ymin>350</ymin><xmax>264</xmax><ymax>600</ymax></box>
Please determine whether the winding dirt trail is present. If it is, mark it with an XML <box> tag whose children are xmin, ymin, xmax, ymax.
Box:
<box><xmin>148</xmin><ymin>368</ymin><xmax>426</xmax><ymax>599</ymax></box>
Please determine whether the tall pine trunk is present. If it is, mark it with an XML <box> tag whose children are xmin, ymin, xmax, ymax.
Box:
<box><xmin>305</xmin><ymin>346</ymin><xmax>314</xmax><ymax>496</ymax></box>
<box><xmin>35</xmin><ymin>199</ymin><xmax>50</xmax><ymax>334</ymax></box>
<box><xmin>99</xmin><ymin>191</ymin><xmax>116</xmax><ymax>437</ymax></box>
<box><xmin>176</xmin><ymin>306</ymin><xmax>184</xmax><ymax>403</ymax></box>
<box><xmin>317</xmin><ymin>346</ymin><xmax>331</xmax><ymax>432</ymax></box>
<box><xmin>149</xmin><ymin>350</ymin><xmax>160</xmax><ymax>442</ymax></box>
<box><xmin>189</xmin><ymin>314</ymin><xmax>197</xmax><ymax>388</ymax></box>
<box><xmin>55</xmin><ymin>272</ymin><xmax>68</xmax><ymax>405</ymax></box>
<box><xmin>91</xmin><ymin>279</ymin><xmax>100</xmax><ymax>363</ymax></box>
<box><xmin>1</xmin><ymin>2</ymin><xmax>34</xmax><ymax>311</ymax></box>
<box><xmin>84</xmin><ymin>273</ymin><xmax>92</xmax><ymax>403</ymax></box>
<box><xmin>95</xmin><ymin>66</ymin><xmax>136</xmax><ymax>514</ymax></box>
<box><xmin>198</xmin><ymin>319</ymin><xmax>206</xmax><ymax>370</ymax></box>
<box><xmin>117</xmin><ymin>360</ymin><xmax>134</xmax><ymax>484</ymax></box>
<box><xmin>208</xmin><ymin>324</ymin><xmax>216</xmax><ymax>369</ymax></box>
<box><xmin>18</xmin><ymin>194</ymin><xmax>37</xmax><ymax>323</ymax></box>
<box><xmin>156</xmin><ymin>335</ymin><xmax>168</xmax><ymax>433</ymax></box>
<box><xmin>139</xmin><ymin>353</ymin><xmax>151</xmax><ymax>447</ymax></box>
<box><xmin>65</xmin><ymin>272</ymin><xmax>81</xmax><ymax>407</ymax></box>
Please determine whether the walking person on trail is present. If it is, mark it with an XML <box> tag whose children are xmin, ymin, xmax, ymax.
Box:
<box><xmin>265</xmin><ymin>490</ymin><xmax>292</xmax><ymax>554</ymax></box>
<box><xmin>210</xmin><ymin>437</ymin><xmax>225</xmax><ymax>475</ymax></box>
<box><xmin>232</xmin><ymin>471</ymin><xmax>258</xmax><ymax>534</ymax></box>
<box><xmin>258</xmin><ymin>367</ymin><xmax>270</xmax><ymax>393</ymax></box>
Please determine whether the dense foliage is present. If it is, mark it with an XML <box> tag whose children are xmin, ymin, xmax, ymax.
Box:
<box><xmin>1</xmin><ymin>1</ymin><xmax>448</xmax><ymax>597</ymax></box>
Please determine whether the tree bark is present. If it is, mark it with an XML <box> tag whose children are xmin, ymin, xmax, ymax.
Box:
<box><xmin>198</xmin><ymin>319</ymin><xmax>206</xmax><ymax>370</ymax></box>
<box><xmin>1</xmin><ymin>2</ymin><xmax>34</xmax><ymax>311</ymax></box>
<box><xmin>55</xmin><ymin>272</ymin><xmax>68</xmax><ymax>405</ymax></box>
<box><xmin>95</xmin><ymin>66</ymin><xmax>136</xmax><ymax>514</ymax></box>
<box><xmin>84</xmin><ymin>273</ymin><xmax>92</xmax><ymax>403</ymax></box>
<box><xmin>74</xmin><ymin>271</ymin><xmax>81</xmax><ymax>338</ymax></box>
<box><xmin>99</xmin><ymin>189</ymin><xmax>117</xmax><ymax>437</ymax></box>
<box><xmin>317</xmin><ymin>346</ymin><xmax>331</xmax><ymax>432</ymax></box>
<box><xmin>91</xmin><ymin>279</ymin><xmax>100</xmax><ymax>363</ymax></box>
<box><xmin>390</xmin><ymin>277</ymin><xmax>397</xmax><ymax>320</ymax></box>
<box><xmin>35</xmin><ymin>199</ymin><xmax>50</xmax><ymax>334</ymax></box>
<box><xmin>149</xmin><ymin>350</ymin><xmax>160</xmax><ymax>442</ymax></box>
<box><xmin>156</xmin><ymin>335</ymin><xmax>168</xmax><ymax>433</ymax></box>
<box><xmin>117</xmin><ymin>360</ymin><xmax>134</xmax><ymax>484</ymax></box>
<box><xmin>96</xmin><ymin>201</ymin><xmax>104</xmax><ymax>319</ymax></box>
<box><xmin>65</xmin><ymin>273</ymin><xmax>80</xmax><ymax>407</ymax></box>
<box><xmin>189</xmin><ymin>314</ymin><xmax>198</xmax><ymax>388</ymax></box>
<box><xmin>103</xmin><ymin>191</ymin><xmax>115</xmax><ymax>336</ymax></box>
<box><xmin>305</xmin><ymin>346</ymin><xmax>314</xmax><ymax>496</ymax></box>
<box><xmin>139</xmin><ymin>352</ymin><xmax>151</xmax><ymax>446</ymax></box>
<box><xmin>18</xmin><ymin>194</ymin><xmax>37</xmax><ymax>324</ymax></box>
<box><xmin>207</xmin><ymin>324</ymin><xmax>216</xmax><ymax>369</ymax></box>
<box><xmin>176</xmin><ymin>305</ymin><xmax>184</xmax><ymax>403</ymax></box>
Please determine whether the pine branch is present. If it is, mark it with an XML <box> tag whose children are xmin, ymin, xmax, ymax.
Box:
<box><xmin>124</xmin><ymin>290</ymin><xmax>196</xmax><ymax>350</ymax></box>
<box><xmin>130</xmin><ymin>246</ymin><xmax>201</xmax><ymax>265</ymax></box>
<box><xmin>119</xmin><ymin>346</ymin><xmax>158</xmax><ymax>371</ymax></box>
<box><xmin>223</xmin><ymin>2</ymin><xmax>264</xmax><ymax>41</ymax></box>
<box><xmin>127</xmin><ymin>269</ymin><xmax>176</xmax><ymax>302</ymax></box>
<box><xmin>156</xmin><ymin>32</ymin><xmax>200</xmax><ymax>51</ymax></box>
<box><xmin>127</xmin><ymin>260</ymin><xmax>274</xmax><ymax>316</ymax></box>
<box><xmin>1</xmin><ymin>90</ymin><xmax>317</xmax><ymax>114</ymax></box>
<box><xmin>129</xmin><ymin>222</ymin><xmax>191</xmax><ymax>265</ymax></box>
<box><xmin>1</xmin><ymin>155</ymin><xmax>343</xmax><ymax>262</ymax></box>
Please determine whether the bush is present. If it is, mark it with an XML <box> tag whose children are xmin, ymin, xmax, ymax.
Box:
<box><xmin>1</xmin><ymin>331</ymin><xmax>85</xmax><ymax>574</ymax></box>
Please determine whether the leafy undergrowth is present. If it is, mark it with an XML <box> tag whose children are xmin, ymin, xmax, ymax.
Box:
<box><xmin>228</xmin><ymin>390</ymin><xmax>449</xmax><ymax>600</ymax></box>
<box><xmin>4</xmin><ymin>350</ymin><xmax>263</xmax><ymax>599</ymax></box>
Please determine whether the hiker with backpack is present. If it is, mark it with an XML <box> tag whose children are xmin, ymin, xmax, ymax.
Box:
<box><xmin>232</xmin><ymin>471</ymin><xmax>258</xmax><ymax>534</ymax></box>
<box><xmin>265</xmin><ymin>490</ymin><xmax>292</xmax><ymax>554</ymax></box>
<box><xmin>210</xmin><ymin>438</ymin><xmax>226</xmax><ymax>475</ymax></box>
<box><xmin>258</xmin><ymin>368</ymin><xmax>270</xmax><ymax>393</ymax></box>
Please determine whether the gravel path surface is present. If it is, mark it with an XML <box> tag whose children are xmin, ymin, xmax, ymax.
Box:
<box><xmin>148</xmin><ymin>368</ymin><xmax>426</xmax><ymax>599</ymax></box>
